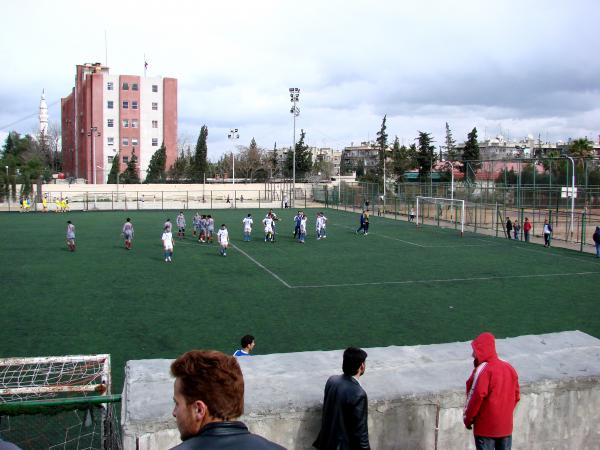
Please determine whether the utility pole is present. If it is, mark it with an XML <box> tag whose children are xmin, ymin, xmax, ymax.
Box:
<box><xmin>289</xmin><ymin>88</ymin><xmax>300</xmax><ymax>206</ymax></box>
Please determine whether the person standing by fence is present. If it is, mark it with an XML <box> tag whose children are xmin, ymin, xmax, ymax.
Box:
<box><xmin>523</xmin><ymin>218</ymin><xmax>532</xmax><ymax>242</ymax></box>
<box><xmin>513</xmin><ymin>220</ymin><xmax>520</xmax><ymax>240</ymax></box>
<box><xmin>505</xmin><ymin>217</ymin><xmax>512</xmax><ymax>239</ymax></box>
<box><xmin>593</xmin><ymin>227</ymin><xmax>600</xmax><ymax>258</ymax></box>
<box><xmin>543</xmin><ymin>220</ymin><xmax>553</xmax><ymax>247</ymax></box>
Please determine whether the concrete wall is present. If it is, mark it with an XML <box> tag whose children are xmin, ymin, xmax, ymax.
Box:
<box><xmin>122</xmin><ymin>331</ymin><xmax>600</xmax><ymax>449</ymax></box>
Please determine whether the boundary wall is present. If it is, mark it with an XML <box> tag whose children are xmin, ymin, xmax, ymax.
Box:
<box><xmin>121</xmin><ymin>331</ymin><xmax>600</xmax><ymax>449</ymax></box>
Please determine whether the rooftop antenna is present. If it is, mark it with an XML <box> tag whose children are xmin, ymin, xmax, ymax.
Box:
<box><xmin>104</xmin><ymin>30</ymin><xmax>108</xmax><ymax>67</ymax></box>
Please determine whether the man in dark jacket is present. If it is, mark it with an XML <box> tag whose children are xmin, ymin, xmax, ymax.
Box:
<box><xmin>313</xmin><ymin>347</ymin><xmax>370</xmax><ymax>450</ymax></box>
<box><xmin>170</xmin><ymin>350</ymin><xmax>285</xmax><ymax>450</ymax></box>
<box><xmin>593</xmin><ymin>226</ymin><xmax>600</xmax><ymax>258</ymax></box>
<box><xmin>464</xmin><ymin>332</ymin><xmax>520</xmax><ymax>450</ymax></box>
<box><xmin>505</xmin><ymin>217</ymin><xmax>513</xmax><ymax>239</ymax></box>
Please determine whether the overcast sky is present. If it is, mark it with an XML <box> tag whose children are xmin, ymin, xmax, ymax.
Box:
<box><xmin>1</xmin><ymin>0</ymin><xmax>599</xmax><ymax>160</ymax></box>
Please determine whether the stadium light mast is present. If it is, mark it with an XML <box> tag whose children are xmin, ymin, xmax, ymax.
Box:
<box><xmin>564</xmin><ymin>155</ymin><xmax>575</xmax><ymax>239</ymax></box>
<box><xmin>445</xmin><ymin>160</ymin><xmax>455</xmax><ymax>201</ymax></box>
<box><xmin>88</xmin><ymin>127</ymin><xmax>101</xmax><ymax>184</ymax></box>
<box><xmin>228</xmin><ymin>128</ymin><xmax>239</xmax><ymax>185</ymax></box>
<box><xmin>289</xmin><ymin>88</ymin><xmax>300</xmax><ymax>206</ymax></box>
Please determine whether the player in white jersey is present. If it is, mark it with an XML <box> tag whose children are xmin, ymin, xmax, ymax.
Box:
<box><xmin>66</xmin><ymin>220</ymin><xmax>76</xmax><ymax>252</ymax></box>
<box><xmin>242</xmin><ymin>214</ymin><xmax>254</xmax><ymax>241</ymax></box>
<box><xmin>207</xmin><ymin>215</ymin><xmax>215</xmax><ymax>243</ymax></box>
<box><xmin>298</xmin><ymin>214</ymin><xmax>307</xmax><ymax>243</ymax></box>
<box><xmin>263</xmin><ymin>214</ymin><xmax>274</xmax><ymax>242</ymax></box>
<box><xmin>217</xmin><ymin>224</ymin><xmax>229</xmax><ymax>256</ymax></box>
<box><xmin>192</xmin><ymin>212</ymin><xmax>201</xmax><ymax>236</ymax></box>
<box><xmin>176</xmin><ymin>212</ymin><xmax>186</xmax><ymax>239</ymax></box>
<box><xmin>161</xmin><ymin>226</ymin><xmax>174</xmax><ymax>262</ymax></box>
<box><xmin>122</xmin><ymin>218</ymin><xmax>134</xmax><ymax>250</ymax></box>
<box><xmin>316</xmin><ymin>212</ymin><xmax>328</xmax><ymax>240</ymax></box>
<box><xmin>164</xmin><ymin>218</ymin><xmax>172</xmax><ymax>233</ymax></box>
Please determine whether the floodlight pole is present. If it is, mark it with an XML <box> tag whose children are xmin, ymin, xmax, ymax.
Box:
<box><xmin>289</xmin><ymin>88</ymin><xmax>300</xmax><ymax>207</ymax></box>
<box><xmin>564</xmin><ymin>155</ymin><xmax>575</xmax><ymax>239</ymax></box>
<box><xmin>228</xmin><ymin>128</ymin><xmax>239</xmax><ymax>186</ymax></box>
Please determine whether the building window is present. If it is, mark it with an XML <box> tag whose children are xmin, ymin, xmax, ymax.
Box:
<box><xmin>107</xmin><ymin>82</ymin><xmax>114</xmax><ymax>90</ymax></box>
<box><xmin>107</xmin><ymin>119</ymin><xmax>114</xmax><ymax>127</ymax></box>
<box><xmin>122</xmin><ymin>119</ymin><xmax>129</xmax><ymax>128</ymax></box>
<box><xmin>132</xmin><ymin>101</ymin><xmax>138</xmax><ymax>110</ymax></box>
<box><xmin>152</xmin><ymin>102</ymin><xmax>158</xmax><ymax>111</ymax></box>
<box><xmin>123</xmin><ymin>156</ymin><xmax>129</xmax><ymax>164</ymax></box>
<box><xmin>122</xmin><ymin>82</ymin><xmax>129</xmax><ymax>90</ymax></box>
<box><xmin>152</xmin><ymin>84</ymin><xmax>158</xmax><ymax>93</ymax></box>
<box><xmin>122</xmin><ymin>101</ymin><xmax>129</xmax><ymax>109</ymax></box>
<box><xmin>131</xmin><ymin>119</ymin><xmax>138</xmax><ymax>128</ymax></box>
<box><xmin>107</xmin><ymin>137</ymin><xmax>114</xmax><ymax>146</ymax></box>
<box><xmin>132</xmin><ymin>83</ymin><xmax>138</xmax><ymax>91</ymax></box>
<box><xmin>107</xmin><ymin>100</ymin><xmax>113</xmax><ymax>109</ymax></box>
<box><xmin>122</xmin><ymin>138</ymin><xmax>129</xmax><ymax>146</ymax></box>
<box><xmin>132</xmin><ymin>138</ymin><xmax>139</xmax><ymax>146</ymax></box>
<box><xmin>152</xmin><ymin>120</ymin><xmax>158</xmax><ymax>129</ymax></box>
<box><xmin>152</xmin><ymin>138</ymin><xmax>158</xmax><ymax>146</ymax></box>
<box><xmin>108</xmin><ymin>156</ymin><xmax>114</xmax><ymax>163</ymax></box>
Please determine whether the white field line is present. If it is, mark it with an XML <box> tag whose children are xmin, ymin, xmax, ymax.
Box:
<box><xmin>229</xmin><ymin>243</ymin><xmax>292</xmax><ymax>288</ymax></box>
<box><xmin>291</xmin><ymin>271</ymin><xmax>600</xmax><ymax>289</ymax></box>
<box><xmin>331</xmin><ymin>223</ymin><xmax>426</xmax><ymax>247</ymax></box>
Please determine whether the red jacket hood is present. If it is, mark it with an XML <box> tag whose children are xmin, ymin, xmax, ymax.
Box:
<box><xmin>471</xmin><ymin>332</ymin><xmax>498</xmax><ymax>363</ymax></box>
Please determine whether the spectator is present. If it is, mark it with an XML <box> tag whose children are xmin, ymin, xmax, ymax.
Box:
<box><xmin>593</xmin><ymin>226</ymin><xmax>600</xmax><ymax>258</ymax></box>
<box><xmin>313</xmin><ymin>347</ymin><xmax>370</xmax><ymax>450</ymax></box>
<box><xmin>464</xmin><ymin>332</ymin><xmax>520</xmax><ymax>450</ymax></box>
<box><xmin>409</xmin><ymin>207</ymin><xmax>415</xmax><ymax>222</ymax></box>
<box><xmin>543</xmin><ymin>220</ymin><xmax>553</xmax><ymax>247</ymax></box>
<box><xmin>523</xmin><ymin>218</ymin><xmax>532</xmax><ymax>242</ymax></box>
<box><xmin>505</xmin><ymin>217</ymin><xmax>512</xmax><ymax>239</ymax></box>
<box><xmin>233</xmin><ymin>335</ymin><xmax>255</xmax><ymax>357</ymax></box>
<box><xmin>170</xmin><ymin>350</ymin><xmax>284</xmax><ymax>449</ymax></box>
<box><xmin>513</xmin><ymin>220</ymin><xmax>520</xmax><ymax>240</ymax></box>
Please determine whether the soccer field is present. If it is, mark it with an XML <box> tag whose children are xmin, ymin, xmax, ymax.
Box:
<box><xmin>1</xmin><ymin>208</ymin><xmax>599</xmax><ymax>392</ymax></box>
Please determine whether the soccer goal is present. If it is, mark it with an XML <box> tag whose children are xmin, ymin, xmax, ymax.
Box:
<box><xmin>0</xmin><ymin>354</ymin><xmax>122</xmax><ymax>449</ymax></box>
<box><xmin>416</xmin><ymin>196</ymin><xmax>465</xmax><ymax>236</ymax></box>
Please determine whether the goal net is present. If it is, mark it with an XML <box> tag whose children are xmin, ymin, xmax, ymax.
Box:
<box><xmin>416</xmin><ymin>196</ymin><xmax>465</xmax><ymax>236</ymax></box>
<box><xmin>0</xmin><ymin>354</ymin><xmax>121</xmax><ymax>449</ymax></box>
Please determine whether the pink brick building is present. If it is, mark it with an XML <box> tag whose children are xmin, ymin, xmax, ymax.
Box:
<box><xmin>61</xmin><ymin>63</ymin><xmax>177</xmax><ymax>183</ymax></box>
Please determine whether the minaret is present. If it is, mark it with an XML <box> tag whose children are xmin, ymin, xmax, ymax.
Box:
<box><xmin>39</xmin><ymin>89</ymin><xmax>48</xmax><ymax>137</ymax></box>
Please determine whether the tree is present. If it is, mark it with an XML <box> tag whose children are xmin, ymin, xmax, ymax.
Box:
<box><xmin>190</xmin><ymin>125</ymin><xmax>208</xmax><ymax>182</ymax></box>
<box><xmin>168</xmin><ymin>150</ymin><xmax>191</xmax><ymax>182</ymax></box>
<box><xmin>375</xmin><ymin>115</ymin><xmax>388</xmax><ymax>186</ymax></box>
<box><xmin>284</xmin><ymin>129</ymin><xmax>313</xmax><ymax>180</ymax></box>
<box><xmin>237</xmin><ymin>137</ymin><xmax>265</xmax><ymax>181</ymax></box>
<box><xmin>121</xmin><ymin>149</ymin><xmax>140</xmax><ymax>184</ymax></box>
<box><xmin>444</xmin><ymin>122</ymin><xmax>459</xmax><ymax>160</ymax></box>
<box><xmin>415</xmin><ymin>131</ymin><xmax>436</xmax><ymax>180</ymax></box>
<box><xmin>269</xmin><ymin>142</ymin><xmax>279</xmax><ymax>178</ymax></box>
<box><xmin>391</xmin><ymin>137</ymin><xmax>415</xmax><ymax>181</ymax></box>
<box><xmin>461</xmin><ymin>127</ymin><xmax>480</xmax><ymax>182</ymax></box>
<box><xmin>145</xmin><ymin>142</ymin><xmax>167</xmax><ymax>183</ymax></box>
<box><xmin>569</xmin><ymin>138</ymin><xmax>594</xmax><ymax>166</ymax></box>
<box><xmin>107</xmin><ymin>152</ymin><xmax>120</xmax><ymax>184</ymax></box>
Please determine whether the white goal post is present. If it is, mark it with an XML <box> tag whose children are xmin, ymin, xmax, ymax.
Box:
<box><xmin>415</xmin><ymin>196</ymin><xmax>465</xmax><ymax>236</ymax></box>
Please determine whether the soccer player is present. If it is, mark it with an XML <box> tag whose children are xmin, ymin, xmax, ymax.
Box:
<box><xmin>293</xmin><ymin>211</ymin><xmax>302</xmax><ymax>239</ymax></box>
<box><xmin>42</xmin><ymin>194</ymin><xmax>48</xmax><ymax>212</ymax></box>
<box><xmin>207</xmin><ymin>215</ymin><xmax>215</xmax><ymax>243</ymax></box>
<box><xmin>176</xmin><ymin>211</ymin><xmax>186</xmax><ymax>239</ymax></box>
<box><xmin>122</xmin><ymin>218</ymin><xmax>134</xmax><ymax>250</ymax></box>
<box><xmin>299</xmin><ymin>213</ymin><xmax>307</xmax><ymax>243</ymax></box>
<box><xmin>263</xmin><ymin>214</ymin><xmax>274</xmax><ymax>242</ymax></box>
<box><xmin>55</xmin><ymin>197</ymin><xmax>61</xmax><ymax>213</ymax></box>
<box><xmin>192</xmin><ymin>212</ymin><xmax>201</xmax><ymax>237</ymax></box>
<box><xmin>316</xmin><ymin>212</ymin><xmax>328</xmax><ymax>240</ymax></box>
<box><xmin>268</xmin><ymin>209</ymin><xmax>279</xmax><ymax>242</ymax></box>
<box><xmin>242</xmin><ymin>213</ymin><xmax>254</xmax><ymax>242</ymax></box>
<box><xmin>164</xmin><ymin>218</ymin><xmax>172</xmax><ymax>233</ymax></box>
<box><xmin>363</xmin><ymin>210</ymin><xmax>369</xmax><ymax>235</ymax></box>
<box><xmin>233</xmin><ymin>335</ymin><xmax>256</xmax><ymax>357</ymax></box>
<box><xmin>217</xmin><ymin>224</ymin><xmax>229</xmax><ymax>257</ymax></box>
<box><xmin>66</xmin><ymin>220</ymin><xmax>76</xmax><ymax>252</ymax></box>
<box><xmin>356</xmin><ymin>211</ymin><xmax>366</xmax><ymax>234</ymax></box>
<box><xmin>162</xmin><ymin>225</ymin><xmax>174</xmax><ymax>262</ymax></box>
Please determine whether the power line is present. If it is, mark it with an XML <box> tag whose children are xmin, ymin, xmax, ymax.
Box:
<box><xmin>0</xmin><ymin>99</ymin><xmax>61</xmax><ymax>132</ymax></box>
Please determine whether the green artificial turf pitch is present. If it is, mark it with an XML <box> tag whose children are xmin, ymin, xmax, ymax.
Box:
<box><xmin>1</xmin><ymin>208</ymin><xmax>599</xmax><ymax>392</ymax></box>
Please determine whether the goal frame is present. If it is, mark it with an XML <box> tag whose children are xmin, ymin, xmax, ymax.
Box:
<box><xmin>415</xmin><ymin>196</ymin><xmax>465</xmax><ymax>236</ymax></box>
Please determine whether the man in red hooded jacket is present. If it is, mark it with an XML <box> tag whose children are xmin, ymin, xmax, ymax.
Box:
<box><xmin>464</xmin><ymin>332</ymin><xmax>520</xmax><ymax>450</ymax></box>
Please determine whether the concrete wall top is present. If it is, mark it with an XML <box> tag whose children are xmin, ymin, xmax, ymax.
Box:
<box><xmin>39</xmin><ymin>183</ymin><xmax>315</xmax><ymax>194</ymax></box>
<box><xmin>122</xmin><ymin>330</ymin><xmax>600</xmax><ymax>435</ymax></box>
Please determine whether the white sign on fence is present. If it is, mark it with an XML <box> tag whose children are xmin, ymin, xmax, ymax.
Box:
<box><xmin>561</xmin><ymin>186</ymin><xmax>578</xmax><ymax>198</ymax></box>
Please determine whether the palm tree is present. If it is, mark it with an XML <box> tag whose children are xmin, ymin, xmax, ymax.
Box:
<box><xmin>569</xmin><ymin>138</ymin><xmax>593</xmax><ymax>166</ymax></box>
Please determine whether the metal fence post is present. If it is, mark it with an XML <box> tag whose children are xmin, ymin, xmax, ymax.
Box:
<box><xmin>580</xmin><ymin>212</ymin><xmax>586</xmax><ymax>252</ymax></box>
<box><xmin>161</xmin><ymin>191</ymin><xmax>164</xmax><ymax>210</ymax></box>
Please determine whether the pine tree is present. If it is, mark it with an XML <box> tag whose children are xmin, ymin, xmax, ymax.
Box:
<box><xmin>375</xmin><ymin>115</ymin><xmax>388</xmax><ymax>184</ymax></box>
<box><xmin>190</xmin><ymin>125</ymin><xmax>208</xmax><ymax>182</ymax></box>
<box><xmin>391</xmin><ymin>137</ymin><xmax>414</xmax><ymax>181</ymax></box>
<box><xmin>107</xmin><ymin>152</ymin><xmax>120</xmax><ymax>184</ymax></box>
<box><xmin>461</xmin><ymin>127</ymin><xmax>480</xmax><ymax>182</ymax></box>
<box><xmin>285</xmin><ymin>129</ymin><xmax>313</xmax><ymax>180</ymax></box>
<box><xmin>145</xmin><ymin>143</ymin><xmax>167</xmax><ymax>183</ymax></box>
<box><xmin>415</xmin><ymin>131</ymin><xmax>436</xmax><ymax>180</ymax></box>
<box><xmin>445</xmin><ymin>122</ymin><xmax>459</xmax><ymax>160</ymax></box>
<box><xmin>121</xmin><ymin>149</ymin><xmax>140</xmax><ymax>184</ymax></box>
